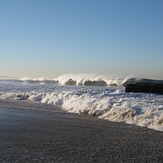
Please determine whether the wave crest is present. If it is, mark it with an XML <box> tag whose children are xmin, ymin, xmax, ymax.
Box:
<box><xmin>56</xmin><ymin>73</ymin><xmax>130</xmax><ymax>86</ymax></box>
<box><xmin>19</xmin><ymin>74</ymin><xmax>163</xmax><ymax>87</ymax></box>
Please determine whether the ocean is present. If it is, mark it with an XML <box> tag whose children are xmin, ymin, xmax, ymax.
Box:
<box><xmin>0</xmin><ymin>74</ymin><xmax>163</xmax><ymax>131</ymax></box>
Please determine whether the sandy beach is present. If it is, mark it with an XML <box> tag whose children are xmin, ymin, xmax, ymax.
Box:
<box><xmin>0</xmin><ymin>102</ymin><xmax>163</xmax><ymax>163</ymax></box>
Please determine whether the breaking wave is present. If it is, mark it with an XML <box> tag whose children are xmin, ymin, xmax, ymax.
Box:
<box><xmin>19</xmin><ymin>74</ymin><xmax>163</xmax><ymax>87</ymax></box>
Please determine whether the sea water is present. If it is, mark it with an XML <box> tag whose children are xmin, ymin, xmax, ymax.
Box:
<box><xmin>0</xmin><ymin>74</ymin><xmax>163</xmax><ymax>131</ymax></box>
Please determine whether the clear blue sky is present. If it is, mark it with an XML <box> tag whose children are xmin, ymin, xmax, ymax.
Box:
<box><xmin>0</xmin><ymin>0</ymin><xmax>163</xmax><ymax>79</ymax></box>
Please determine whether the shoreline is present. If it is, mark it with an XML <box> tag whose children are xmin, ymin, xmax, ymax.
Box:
<box><xmin>0</xmin><ymin>102</ymin><xmax>163</xmax><ymax>162</ymax></box>
<box><xmin>0</xmin><ymin>99</ymin><xmax>62</xmax><ymax>112</ymax></box>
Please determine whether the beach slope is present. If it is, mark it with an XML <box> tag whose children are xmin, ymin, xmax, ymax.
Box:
<box><xmin>0</xmin><ymin>106</ymin><xmax>163</xmax><ymax>163</ymax></box>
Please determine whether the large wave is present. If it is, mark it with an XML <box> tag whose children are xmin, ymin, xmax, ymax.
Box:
<box><xmin>19</xmin><ymin>74</ymin><xmax>163</xmax><ymax>87</ymax></box>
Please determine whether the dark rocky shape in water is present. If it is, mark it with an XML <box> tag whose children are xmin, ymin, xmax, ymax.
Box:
<box><xmin>84</xmin><ymin>80</ymin><xmax>107</xmax><ymax>86</ymax></box>
<box><xmin>65</xmin><ymin>79</ymin><xmax>76</xmax><ymax>85</ymax></box>
<box><xmin>125</xmin><ymin>83</ymin><xmax>163</xmax><ymax>94</ymax></box>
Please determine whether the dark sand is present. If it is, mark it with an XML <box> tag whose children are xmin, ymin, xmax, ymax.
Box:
<box><xmin>0</xmin><ymin>102</ymin><xmax>163</xmax><ymax>162</ymax></box>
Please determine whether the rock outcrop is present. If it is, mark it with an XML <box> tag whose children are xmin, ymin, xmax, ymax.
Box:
<box><xmin>125</xmin><ymin>83</ymin><xmax>163</xmax><ymax>94</ymax></box>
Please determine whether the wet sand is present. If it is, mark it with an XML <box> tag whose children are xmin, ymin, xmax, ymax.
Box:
<box><xmin>0</xmin><ymin>105</ymin><xmax>163</xmax><ymax>163</ymax></box>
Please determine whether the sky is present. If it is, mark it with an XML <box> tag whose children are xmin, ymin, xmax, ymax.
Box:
<box><xmin>0</xmin><ymin>0</ymin><xmax>163</xmax><ymax>79</ymax></box>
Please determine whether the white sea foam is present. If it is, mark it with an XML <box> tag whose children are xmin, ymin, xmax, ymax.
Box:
<box><xmin>19</xmin><ymin>74</ymin><xmax>163</xmax><ymax>86</ymax></box>
<box><xmin>0</xmin><ymin>80</ymin><xmax>163</xmax><ymax>131</ymax></box>
<box><xmin>20</xmin><ymin>74</ymin><xmax>133</xmax><ymax>86</ymax></box>
<box><xmin>55</xmin><ymin>73</ymin><xmax>130</xmax><ymax>86</ymax></box>
<box><xmin>21</xmin><ymin>77</ymin><xmax>47</xmax><ymax>81</ymax></box>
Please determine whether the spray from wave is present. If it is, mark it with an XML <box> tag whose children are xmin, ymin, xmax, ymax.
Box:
<box><xmin>19</xmin><ymin>73</ymin><xmax>163</xmax><ymax>87</ymax></box>
<box><xmin>20</xmin><ymin>73</ymin><xmax>132</xmax><ymax>86</ymax></box>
